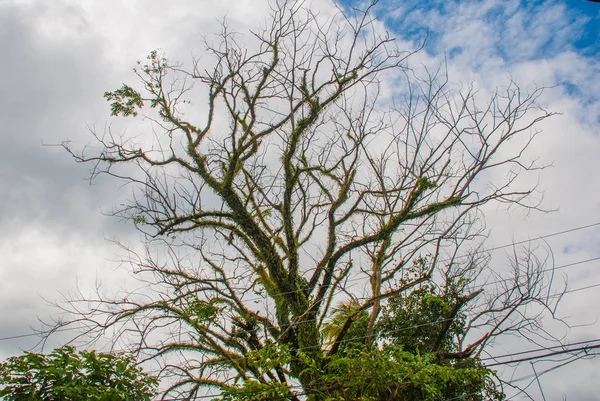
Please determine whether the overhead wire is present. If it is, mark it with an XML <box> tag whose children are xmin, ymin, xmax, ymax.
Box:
<box><xmin>220</xmin><ymin>221</ymin><xmax>600</xmax><ymax>305</ymax></box>
<box><xmin>3</xmin><ymin>256</ymin><xmax>600</xmax><ymax>386</ymax></box>
<box><xmin>156</xmin><ymin>339</ymin><xmax>600</xmax><ymax>401</ymax></box>
<box><xmin>2</xmin><ymin>222</ymin><xmax>596</xmax><ymax>344</ymax></box>
<box><xmin>0</xmin><ymin>327</ymin><xmax>71</xmax><ymax>342</ymax></box>
<box><xmin>6</xmin><ymin>291</ymin><xmax>600</xmax><ymax>401</ymax></box>
<box><xmin>146</xmin><ymin>254</ymin><xmax>600</xmax><ymax>335</ymax></box>
<box><xmin>2</xmin><ymin>256</ymin><xmax>600</xmax><ymax>362</ymax></box>
<box><xmin>480</xmin><ymin>337</ymin><xmax>600</xmax><ymax>362</ymax></box>
<box><xmin>506</xmin><ymin>350</ymin><xmax>600</xmax><ymax>400</ymax></box>
<box><xmin>2</xmin><ymin>222</ymin><xmax>600</xmax><ymax>401</ymax></box>
<box><xmin>156</xmin><ymin>337</ymin><xmax>600</xmax><ymax>400</ymax></box>
<box><xmin>485</xmin><ymin>342</ymin><xmax>600</xmax><ymax>367</ymax></box>
<box><xmin>5</xmin><ymin>323</ymin><xmax>600</xmax><ymax>400</ymax></box>
<box><xmin>151</xmin><ymin>270</ymin><xmax>600</xmax><ymax>400</ymax></box>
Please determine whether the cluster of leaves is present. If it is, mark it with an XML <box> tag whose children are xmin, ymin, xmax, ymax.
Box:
<box><xmin>216</xmin><ymin>283</ymin><xmax>503</xmax><ymax>401</ymax></box>
<box><xmin>218</xmin><ymin>341</ymin><xmax>502</xmax><ymax>401</ymax></box>
<box><xmin>0</xmin><ymin>346</ymin><xmax>157</xmax><ymax>401</ymax></box>
<box><xmin>182</xmin><ymin>295</ymin><xmax>224</xmax><ymax>325</ymax></box>
<box><xmin>220</xmin><ymin>380</ymin><xmax>292</xmax><ymax>401</ymax></box>
<box><xmin>220</xmin><ymin>344</ymin><xmax>293</xmax><ymax>401</ymax></box>
<box><xmin>104</xmin><ymin>85</ymin><xmax>143</xmax><ymax>117</ymax></box>
<box><xmin>320</xmin><ymin>346</ymin><xmax>497</xmax><ymax>401</ymax></box>
<box><xmin>310</xmin><ymin>284</ymin><xmax>503</xmax><ymax>401</ymax></box>
<box><xmin>104</xmin><ymin>50</ymin><xmax>175</xmax><ymax>121</ymax></box>
<box><xmin>321</xmin><ymin>301</ymin><xmax>370</xmax><ymax>351</ymax></box>
<box><xmin>377</xmin><ymin>284</ymin><xmax>466</xmax><ymax>354</ymax></box>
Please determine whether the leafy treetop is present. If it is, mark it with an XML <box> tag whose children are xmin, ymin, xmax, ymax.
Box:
<box><xmin>0</xmin><ymin>346</ymin><xmax>157</xmax><ymax>401</ymax></box>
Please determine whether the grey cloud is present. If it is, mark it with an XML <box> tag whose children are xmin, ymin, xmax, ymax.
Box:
<box><xmin>0</xmin><ymin>2</ymin><xmax>134</xmax><ymax>358</ymax></box>
<box><xmin>0</xmin><ymin>2</ymin><xmax>131</xmax><ymax>233</ymax></box>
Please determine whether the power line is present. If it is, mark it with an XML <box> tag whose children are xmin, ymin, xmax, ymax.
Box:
<box><xmin>6</xmin><ymin>325</ymin><xmax>599</xmax><ymax>399</ymax></box>
<box><xmin>43</xmin><ymin>310</ymin><xmax>600</xmax><ymax>391</ymax></box>
<box><xmin>2</xmin><ymin>224</ymin><xmax>599</xmax><ymax>400</ymax></box>
<box><xmin>480</xmin><ymin>221</ymin><xmax>600</xmax><ymax>253</ymax></box>
<box><xmin>283</xmin><ymin>255</ymin><xmax>600</xmax><ymax>329</ymax></box>
<box><xmin>485</xmin><ymin>343</ymin><xmax>600</xmax><ymax>367</ymax></box>
<box><xmin>0</xmin><ymin>332</ymin><xmax>41</xmax><ymax>342</ymax></box>
<box><xmin>234</xmin><ymin>221</ymin><xmax>600</xmax><ymax>304</ymax></box>
<box><xmin>157</xmin><ymin>338</ymin><xmax>600</xmax><ymax>401</ymax></box>
<box><xmin>167</xmin><ymin>254</ymin><xmax>600</xmax><ymax>333</ymax></box>
<box><xmin>482</xmin><ymin>338</ymin><xmax>600</xmax><ymax>362</ymax></box>
<box><xmin>480</xmin><ymin>255</ymin><xmax>600</xmax><ymax>292</ymax></box>
<box><xmin>0</xmin><ymin>328</ymin><xmax>71</xmax><ymax>342</ymax></box>
<box><xmin>2</xmin><ymin>254</ymin><xmax>599</xmax><ymax>349</ymax></box>
<box><xmin>507</xmin><ymin>351</ymin><xmax>600</xmax><ymax>400</ymax></box>
<box><xmin>142</xmin><ymin>267</ymin><xmax>600</xmax><ymax>396</ymax></box>
<box><xmin>564</xmin><ymin>280</ymin><xmax>600</xmax><ymax>295</ymax></box>
<box><xmin>20</xmin><ymin>220</ymin><xmax>594</xmax><ymax>343</ymax></box>
<box><xmin>159</xmin><ymin>339</ymin><xmax>600</xmax><ymax>401</ymax></box>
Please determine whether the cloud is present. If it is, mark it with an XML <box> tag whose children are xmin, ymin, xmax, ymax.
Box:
<box><xmin>0</xmin><ymin>0</ymin><xmax>275</xmax><ymax>359</ymax></box>
<box><xmin>368</xmin><ymin>0</ymin><xmax>600</xmax><ymax>399</ymax></box>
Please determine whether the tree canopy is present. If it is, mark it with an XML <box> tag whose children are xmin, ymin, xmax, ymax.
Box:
<box><xmin>0</xmin><ymin>346</ymin><xmax>157</xmax><ymax>401</ymax></box>
<box><xmin>57</xmin><ymin>1</ymin><xmax>563</xmax><ymax>400</ymax></box>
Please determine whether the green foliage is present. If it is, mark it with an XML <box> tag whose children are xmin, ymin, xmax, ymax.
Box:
<box><xmin>306</xmin><ymin>266</ymin><xmax>502</xmax><ymax>401</ymax></box>
<box><xmin>103</xmin><ymin>50</ymin><xmax>171</xmax><ymax>118</ymax></box>
<box><xmin>319</xmin><ymin>345</ymin><xmax>499</xmax><ymax>401</ymax></box>
<box><xmin>220</xmin><ymin>380</ymin><xmax>291</xmax><ymax>401</ymax></box>
<box><xmin>378</xmin><ymin>284</ymin><xmax>466</xmax><ymax>354</ymax></box>
<box><xmin>416</xmin><ymin>177</ymin><xmax>436</xmax><ymax>192</ymax></box>
<box><xmin>219</xmin><ymin>345</ymin><xmax>292</xmax><ymax>401</ymax></box>
<box><xmin>183</xmin><ymin>296</ymin><xmax>224</xmax><ymax>325</ymax></box>
<box><xmin>246</xmin><ymin>343</ymin><xmax>291</xmax><ymax>371</ymax></box>
<box><xmin>0</xmin><ymin>346</ymin><xmax>157</xmax><ymax>401</ymax></box>
<box><xmin>321</xmin><ymin>302</ymin><xmax>369</xmax><ymax>351</ymax></box>
<box><xmin>104</xmin><ymin>85</ymin><xmax>144</xmax><ymax>117</ymax></box>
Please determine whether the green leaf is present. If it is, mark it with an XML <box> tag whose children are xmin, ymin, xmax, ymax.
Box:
<box><xmin>104</xmin><ymin>84</ymin><xmax>144</xmax><ymax>117</ymax></box>
<box><xmin>0</xmin><ymin>347</ymin><xmax>157</xmax><ymax>401</ymax></box>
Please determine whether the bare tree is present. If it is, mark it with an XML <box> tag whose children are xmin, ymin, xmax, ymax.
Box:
<box><xmin>56</xmin><ymin>1</ymin><xmax>564</xmax><ymax>399</ymax></box>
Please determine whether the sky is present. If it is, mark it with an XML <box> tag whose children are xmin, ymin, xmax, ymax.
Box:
<box><xmin>0</xmin><ymin>0</ymin><xmax>599</xmax><ymax>400</ymax></box>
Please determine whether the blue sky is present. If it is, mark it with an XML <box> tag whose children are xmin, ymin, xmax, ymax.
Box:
<box><xmin>341</xmin><ymin>0</ymin><xmax>600</xmax><ymax>57</ymax></box>
<box><xmin>337</xmin><ymin>0</ymin><xmax>600</xmax><ymax>126</ymax></box>
<box><xmin>567</xmin><ymin>0</ymin><xmax>600</xmax><ymax>51</ymax></box>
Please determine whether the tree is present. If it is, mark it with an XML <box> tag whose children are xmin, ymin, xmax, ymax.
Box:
<box><xmin>0</xmin><ymin>346</ymin><xmax>157</xmax><ymax>400</ymax></box>
<box><xmin>57</xmin><ymin>0</ymin><xmax>563</xmax><ymax>399</ymax></box>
